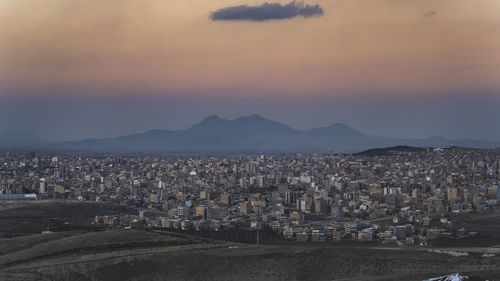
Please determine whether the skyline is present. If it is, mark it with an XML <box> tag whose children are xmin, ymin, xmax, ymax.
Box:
<box><xmin>1</xmin><ymin>94</ymin><xmax>500</xmax><ymax>142</ymax></box>
<box><xmin>2</xmin><ymin>113</ymin><xmax>500</xmax><ymax>155</ymax></box>
<box><xmin>1</xmin><ymin>0</ymin><xmax>500</xmax><ymax>140</ymax></box>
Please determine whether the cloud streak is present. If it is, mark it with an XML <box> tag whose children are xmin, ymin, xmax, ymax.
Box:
<box><xmin>423</xmin><ymin>10</ymin><xmax>437</xmax><ymax>18</ymax></box>
<box><xmin>210</xmin><ymin>1</ymin><xmax>324</xmax><ymax>22</ymax></box>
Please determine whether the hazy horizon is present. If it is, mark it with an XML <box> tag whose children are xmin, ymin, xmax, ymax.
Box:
<box><xmin>1</xmin><ymin>0</ymin><xmax>500</xmax><ymax>141</ymax></box>
<box><xmin>2</xmin><ymin>101</ymin><xmax>500</xmax><ymax>143</ymax></box>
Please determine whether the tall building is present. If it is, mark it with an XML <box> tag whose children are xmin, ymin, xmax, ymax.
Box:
<box><xmin>447</xmin><ymin>187</ymin><xmax>458</xmax><ymax>202</ymax></box>
<box><xmin>285</xmin><ymin>190</ymin><xmax>297</xmax><ymax>206</ymax></box>
<box><xmin>39</xmin><ymin>178</ymin><xmax>46</xmax><ymax>193</ymax></box>
<box><xmin>200</xmin><ymin>190</ymin><xmax>209</xmax><ymax>199</ymax></box>
<box><xmin>220</xmin><ymin>193</ymin><xmax>232</xmax><ymax>206</ymax></box>
<box><xmin>195</xmin><ymin>206</ymin><xmax>207</xmax><ymax>219</ymax></box>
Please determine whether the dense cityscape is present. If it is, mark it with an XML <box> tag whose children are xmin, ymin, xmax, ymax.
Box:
<box><xmin>2</xmin><ymin>146</ymin><xmax>499</xmax><ymax>246</ymax></box>
<box><xmin>3</xmin><ymin>0</ymin><xmax>500</xmax><ymax>279</ymax></box>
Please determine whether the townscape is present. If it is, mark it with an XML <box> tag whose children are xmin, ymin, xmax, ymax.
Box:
<box><xmin>2</xmin><ymin>146</ymin><xmax>499</xmax><ymax>246</ymax></box>
<box><xmin>3</xmin><ymin>0</ymin><xmax>500</xmax><ymax>279</ymax></box>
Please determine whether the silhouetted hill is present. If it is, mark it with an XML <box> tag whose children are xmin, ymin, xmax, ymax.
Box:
<box><xmin>2</xmin><ymin>115</ymin><xmax>500</xmax><ymax>153</ymax></box>
<box><xmin>306</xmin><ymin>122</ymin><xmax>365</xmax><ymax>138</ymax></box>
<box><xmin>355</xmin><ymin>145</ymin><xmax>427</xmax><ymax>156</ymax></box>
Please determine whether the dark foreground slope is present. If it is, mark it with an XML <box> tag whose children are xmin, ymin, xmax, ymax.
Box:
<box><xmin>0</xmin><ymin>200</ymin><xmax>136</xmax><ymax>238</ymax></box>
<box><xmin>1</xmin><ymin>230</ymin><xmax>500</xmax><ymax>281</ymax></box>
<box><xmin>1</xmin><ymin>202</ymin><xmax>500</xmax><ymax>280</ymax></box>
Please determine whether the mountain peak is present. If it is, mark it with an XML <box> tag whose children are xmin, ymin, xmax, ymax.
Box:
<box><xmin>233</xmin><ymin>114</ymin><xmax>267</xmax><ymax>122</ymax></box>
<box><xmin>247</xmin><ymin>114</ymin><xmax>264</xmax><ymax>119</ymax></box>
<box><xmin>330</xmin><ymin>122</ymin><xmax>350</xmax><ymax>128</ymax></box>
<box><xmin>308</xmin><ymin>122</ymin><xmax>364</xmax><ymax>137</ymax></box>
<box><xmin>189</xmin><ymin>114</ymin><xmax>229</xmax><ymax>132</ymax></box>
<box><xmin>328</xmin><ymin>123</ymin><xmax>359</xmax><ymax>132</ymax></box>
<box><xmin>20</xmin><ymin>114</ymin><xmax>500</xmax><ymax>153</ymax></box>
<box><xmin>203</xmin><ymin>114</ymin><xmax>222</xmax><ymax>121</ymax></box>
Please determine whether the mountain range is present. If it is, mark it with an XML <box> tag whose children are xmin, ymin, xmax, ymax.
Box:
<box><xmin>1</xmin><ymin>114</ymin><xmax>500</xmax><ymax>153</ymax></box>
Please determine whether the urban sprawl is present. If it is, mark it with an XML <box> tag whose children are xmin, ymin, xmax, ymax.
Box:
<box><xmin>1</xmin><ymin>147</ymin><xmax>500</xmax><ymax>245</ymax></box>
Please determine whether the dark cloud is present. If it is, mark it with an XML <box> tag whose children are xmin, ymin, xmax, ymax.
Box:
<box><xmin>210</xmin><ymin>1</ymin><xmax>324</xmax><ymax>22</ymax></box>
<box><xmin>423</xmin><ymin>10</ymin><xmax>437</xmax><ymax>18</ymax></box>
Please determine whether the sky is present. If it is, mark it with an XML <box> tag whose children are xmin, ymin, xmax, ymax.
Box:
<box><xmin>1</xmin><ymin>0</ymin><xmax>499</xmax><ymax>141</ymax></box>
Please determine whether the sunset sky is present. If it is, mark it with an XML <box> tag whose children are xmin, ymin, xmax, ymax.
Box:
<box><xmin>1</xmin><ymin>0</ymin><xmax>499</xmax><ymax>140</ymax></box>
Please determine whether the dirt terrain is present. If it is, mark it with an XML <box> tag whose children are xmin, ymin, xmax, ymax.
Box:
<box><xmin>1</xmin><ymin>202</ymin><xmax>500</xmax><ymax>281</ymax></box>
<box><xmin>0</xmin><ymin>200</ymin><xmax>136</xmax><ymax>238</ymax></box>
<box><xmin>1</xmin><ymin>230</ymin><xmax>500</xmax><ymax>281</ymax></box>
<box><xmin>433</xmin><ymin>213</ymin><xmax>500</xmax><ymax>248</ymax></box>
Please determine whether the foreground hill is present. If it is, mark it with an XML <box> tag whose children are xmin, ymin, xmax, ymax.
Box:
<box><xmin>2</xmin><ymin>203</ymin><xmax>500</xmax><ymax>281</ymax></box>
<box><xmin>1</xmin><ymin>230</ymin><xmax>500</xmax><ymax>281</ymax></box>
<box><xmin>0</xmin><ymin>201</ymin><xmax>136</xmax><ymax>238</ymax></box>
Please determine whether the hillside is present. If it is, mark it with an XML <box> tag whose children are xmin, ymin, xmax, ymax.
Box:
<box><xmin>2</xmin><ymin>203</ymin><xmax>500</xmax><ymax>281</ymax></box>
<box><xmin>1</xmin><ymin>232</ymin><xmax>500</xmax><ymax>281</ymax></box>
<box><xmin>2</xmin><ymin>115</ymin><xmax>500</xmax><ymax>153</ymax></box>
<box><xmin>355</xmin><ymin>145</ymin><xmax>428</xmax><ymax>156</ymax></box>
<box><xmin>59</xmin><ymin>115</ymin><xmax>500</xmax><ymax>153</ymax></box>
<box><xmin>0</xmin><ymin>201</ymin><xmax>136</xmax><ymax>238</ymax></box>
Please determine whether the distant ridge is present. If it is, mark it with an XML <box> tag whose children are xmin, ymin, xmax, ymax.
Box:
<box><xmin>1</xmin><ymin>115</ymin><xmax>500</xmax><ymax>153</ymax></box>
<box><xmin>354</xmin><ymin>146</ymin><xmax>427</xmax><ymax>156</ymax></box>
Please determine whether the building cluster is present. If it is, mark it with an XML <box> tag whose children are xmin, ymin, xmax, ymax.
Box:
<box><xmin>1</xmin><ymin>147</ymin><xmax>500</xmax><ymax>245</ymax></box>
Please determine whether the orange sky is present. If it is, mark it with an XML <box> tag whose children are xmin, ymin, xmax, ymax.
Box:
<box><xmin>1</xmin><ymin>0</ymin><xmax>500</xmax><ymax>98</ymax></box>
